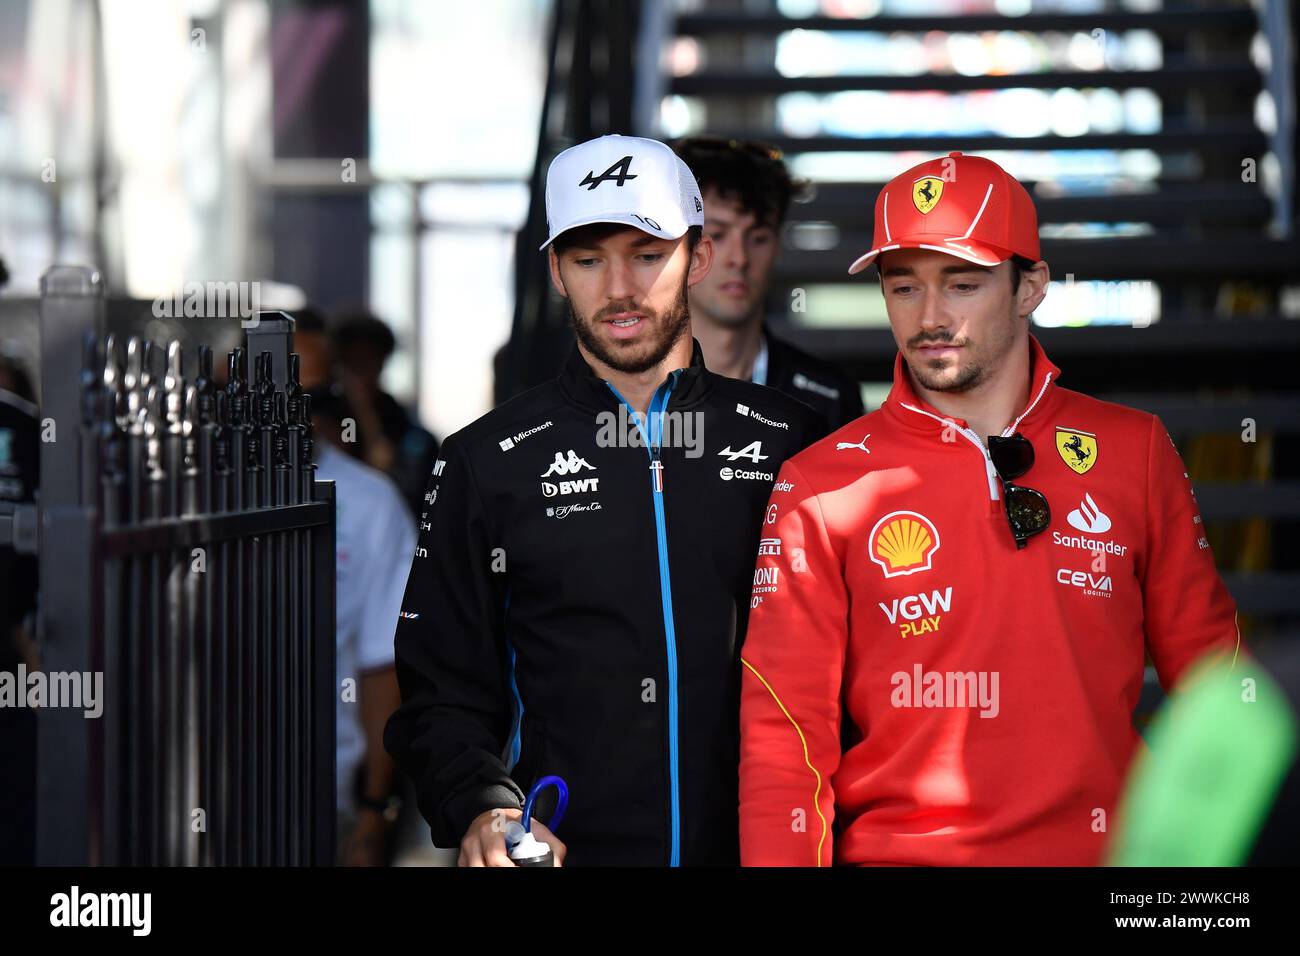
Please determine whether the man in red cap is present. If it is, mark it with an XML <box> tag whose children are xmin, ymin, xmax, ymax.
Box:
<box><xmin>736</xmin><ymin>152</ymin><xmax>1242</xmax><ymax>865</ymax></box>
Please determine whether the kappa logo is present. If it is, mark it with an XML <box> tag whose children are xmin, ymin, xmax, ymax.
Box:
<box><xmin>579</xmin><ymin>155</ymin><xmax>637</xmax><ymax>190</ymax></box>
<box><xmin>541</xmin><ymin>450</ymin><xmax>596</xmax><ymax>477</ymax></box>
<box><xmin>869</xmin><ymin>511</ymin><xmax>941</xmax><ymax>578</ymax></box>
<box><xmin>718</xmin><ymin>441</ymin><xmax>768</xmax><ymax>463</ymax></box>
<box><xmin>1066</xmin><ymin>492</ymin><xmax>1111</xmax><ymax>534</ymax></box>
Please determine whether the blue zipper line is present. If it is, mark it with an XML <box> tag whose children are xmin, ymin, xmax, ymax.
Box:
<box><xmin>504</xmin><ymin>590</ymin><xmax>524</xmax><ymax>772</ymax></box>
<box><xmin>606</xmin><ymin>372</ymin><xmax>683</xmax><ymax>867</ymax></box>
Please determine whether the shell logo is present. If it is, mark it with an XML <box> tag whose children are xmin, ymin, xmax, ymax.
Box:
<box><xmin>868</xmin><ymin>511</ymin><xmax>941</xmax><ymax>578</ymax></box>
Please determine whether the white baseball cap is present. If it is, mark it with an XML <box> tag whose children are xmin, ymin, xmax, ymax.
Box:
<box><xmin>539</xmin><ymin>134</ymin><xmax>705</xmax><ymax>251</ymax></box>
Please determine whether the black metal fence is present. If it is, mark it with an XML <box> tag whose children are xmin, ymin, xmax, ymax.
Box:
<box><xmin>32</xmin><ymin>266</ymin><xmax>336</xmax><ymax>865</ymax></box>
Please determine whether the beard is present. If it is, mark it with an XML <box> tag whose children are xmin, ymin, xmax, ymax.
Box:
<box><xmin>904</xmin><ymin>318</ymin><xmax>1017</xmax><ymax>394</ymax></box>
<box><xmin>568</xmin><ymin>275</ymin><xmax>692</xmax><ymax>375</ymax></box>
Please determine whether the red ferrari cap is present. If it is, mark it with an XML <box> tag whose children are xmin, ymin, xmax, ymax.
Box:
<box><xmin>847</xmin><ymin>152</ymin><xmax>1040</xmax><ymax>274</ymax></box>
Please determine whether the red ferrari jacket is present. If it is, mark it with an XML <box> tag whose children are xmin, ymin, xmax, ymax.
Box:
<box><xmin>738</xmin><ymin>334</ymin><xmax>1241</xmax><ymax>866</ymax></box>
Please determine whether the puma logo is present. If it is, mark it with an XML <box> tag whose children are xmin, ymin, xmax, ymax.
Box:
<box><xmin>836</xmin><ymin>434</ymin><xmax>871</xmax><ymax>454</ymax></box>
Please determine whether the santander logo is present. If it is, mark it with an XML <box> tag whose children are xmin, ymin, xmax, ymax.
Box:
<box><xmin>1066</xmin><ymin>493</ymin><xmax>1112</xmax><ymax>534</ymax></box>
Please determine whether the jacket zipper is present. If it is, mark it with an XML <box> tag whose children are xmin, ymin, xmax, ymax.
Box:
<box><xmin>606</xmin><ymin>373</ymin><xmax>683</xmax><ymax>867</ymax></box>
<box><xmin>899</xmin><ymin>371</ymin><xmax>1055</xmax><ymax>503</ymax></box>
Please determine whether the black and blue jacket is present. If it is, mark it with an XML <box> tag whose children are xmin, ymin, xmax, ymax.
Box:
<box><xmin>384</xmin><ymin>340</ymin><xmax>822</xmax><ymax>865</ymax></box>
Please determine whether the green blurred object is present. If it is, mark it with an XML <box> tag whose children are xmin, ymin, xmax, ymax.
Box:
<box><xmin>1108</xmin><ymin>653</ymin><xmax>1296</xmax><ymax>866</ymax></box>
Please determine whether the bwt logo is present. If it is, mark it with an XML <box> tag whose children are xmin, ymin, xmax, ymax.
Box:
<box><xmin>152</xmin><ymin>281</ymin><xmax>263</xmax><ymax>328</ymax></box>
<box><xmin>542</xmin><ymin>478</ymin><xmax>600</xmax><ymax>497</ymax></box>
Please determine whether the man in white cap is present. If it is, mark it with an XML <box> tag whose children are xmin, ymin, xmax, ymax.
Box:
<box><xmin>386</xmin><ymin>134</ymin><xmax>824</xmax><ymax>866</ymax></box>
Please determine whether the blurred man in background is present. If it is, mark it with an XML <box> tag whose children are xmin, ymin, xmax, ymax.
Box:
<box><xmin>673</xmin><ymin>136</ymin><xmax>865</xmax><ymax>432</ymax></box>
<box><xmin>330</xmin><ymin>310</ymin><xmax>441</xmax><ymax>522</ymax></box>
<box><xmin>298</xmin><ymin>312</ymin><xmax>417</xmax><ymax>866</ymax></box>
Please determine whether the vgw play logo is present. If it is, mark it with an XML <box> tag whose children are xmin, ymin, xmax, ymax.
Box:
<box><xmin>878</xmin><ymin>587</ymin><xmax>952</xmax><ymax>639</ymax></box>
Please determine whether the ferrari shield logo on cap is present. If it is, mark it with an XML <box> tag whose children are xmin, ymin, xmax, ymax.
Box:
<box><xmin>912</xmin><ymin>176</ymin><xmax>944</xmax><ymax>214</ymax></box>
<box><xmin>1056</xmin><ymin>427</ymin><xmax>1098</xmax><ymax>475</ymax></box>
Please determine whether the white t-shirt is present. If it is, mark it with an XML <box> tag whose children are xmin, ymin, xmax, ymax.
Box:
<box><xmin>314</xmin><ymin>440</ymin><xmax>417</xmax><ymax>813</ymax></box>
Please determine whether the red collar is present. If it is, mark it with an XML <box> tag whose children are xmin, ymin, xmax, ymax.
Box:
<box><xmin>882</xmin><ymin>333</ymin><xmax>1062</xmax><ymax>434</ymax></box>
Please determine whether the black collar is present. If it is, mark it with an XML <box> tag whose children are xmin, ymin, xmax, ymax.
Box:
<box><xmin>557</xmin><ymin>338</ymin><xmax>714</xmax><ymax>413</ymax></box>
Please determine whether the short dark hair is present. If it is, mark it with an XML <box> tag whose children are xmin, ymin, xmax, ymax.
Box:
<box><xmin>292</xmin><ymin>305</ymin><xmax>327</xmax><ymax>335</ymax></box>
<box><xmin>330</xmin><ymin>309</ymin><xmax>395</xmax><ymax>360</ymax></box>
<box><xmin>672</xmin><ymin>136</ymin><xmax>798</xmax><ymax>227</ymax></box>
<box><xmin>1008</xmin><ymin>255</ymin><xmax>1038</xmax><ymax>293</ymax></box>
<box><xmin>550</xmin><ymin>222</ymin><xmax>702</xmax><ymax>258</ymax></box>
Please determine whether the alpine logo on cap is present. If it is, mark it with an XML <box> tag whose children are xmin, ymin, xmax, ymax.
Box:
<box><xmin>579</xmin><ymin>155</ymin><xmax>637</xmax><ymax>190</ymax></box>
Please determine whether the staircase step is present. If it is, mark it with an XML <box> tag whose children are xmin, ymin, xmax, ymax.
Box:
<box><xmin>1223</xmin><ymin>574</ymin><xmax>1300</xmax><ymax>616</ymax></box>
<box><xmin>676</xmin><ymin>8</ymin><xmax>1258</xmax><ymax>38</ymax></box>
<box><xmin>670</xmin><ymin>60</ymin><xmax>1260</xmax><ymax>96</ymax></box>
<box><xmin>771</xmin><ymin>238</ymin><xmax>1300</xmax><ymax>283</ymax></box>
<box><xmin>766</xmin><ymin>319</ymin><xmax>1300</xmax><ymax>386</ymax></box>
<box><xmin>791</xmin><ymin>183</ymin><xmax>1273</xmax><ymax>226</ymax></box>
<box><xmin>1103</xmin><ymin>394</ymin><xmax>1300</xmax><ymax>433</ymax></box>
<box><xmin>699</xmin><ymin>127</ymin><xmax>1266</xmax><ymax>155</ymax></box>
<box><xmin>1195</xmin><ymin>484</ymin><xmax>1300</xmax><ymax>520</ymax></box>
